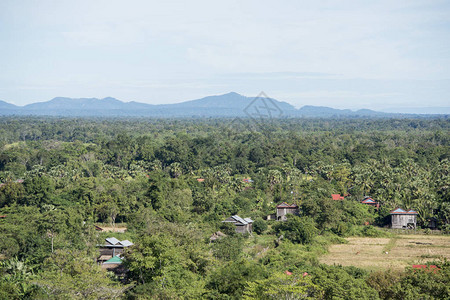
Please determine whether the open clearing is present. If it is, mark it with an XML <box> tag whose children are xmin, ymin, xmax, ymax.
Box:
<box><xmin>95</xmin><ymin>223</ymin><xmax>127</xmax><ymax>233</ymax></box>
<box><xmin>319</xmin><ymin>235</ymin><xmax>450</xmax><ymax>270</ymax></box>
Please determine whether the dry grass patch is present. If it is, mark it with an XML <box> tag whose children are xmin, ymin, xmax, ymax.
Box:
<box><xmin>319</xmin><ymin>235</ymin><xmax>450</xmax><ymax>271</ymax></box>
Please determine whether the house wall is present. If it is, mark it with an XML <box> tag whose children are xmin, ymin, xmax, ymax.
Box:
<box><xmin>391</xmin><ymin>214</ymin><xmax>417</xmax><ymax>229</ymax></box>
<box><xmin>99</xmin><ymin>247</ymin><xmax>124</xmax><ymax>257</ymax></box>
<box><xmin>235</xmin><ymin>224</ymin><xmax>249</xmax><ymax>233</ymax></box>
<box><xmin>276</xmin><ymin>207</ymin><xmax>299</xmax><ymax>221</ymax></box>
<box><xmin>266</xmin><ymin>214</ymin><xmax>277</xmax><ymax>220</ymax></box>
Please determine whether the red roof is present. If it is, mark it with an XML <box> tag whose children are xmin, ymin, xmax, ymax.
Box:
<box><xmin>331</xmin><ymin>194</ymin><xmax>344</xmax><ymax>200</ymax></box>
<box><xmin>412</xmin><ymin>264</ymin><xmax>438</xmax><ymax>268</ymax></box>
<box><xmin>0</xmin><ymin>215</ymin><xmax>6</xmax><ymax>218</ymax></box>
<box><xmin>412</xmin><ymin>265</ymin><xmax>439</xmax><ymax>272</ymax></box>
<box><xmin>197</xmin><ymin>178</ymin><xmax>205</xmax><ymax>182</ymax></box>
<box><xmin>285</xmin><ymin>271</ymin><xmax>292</xmax><ymax>275</ymax></box>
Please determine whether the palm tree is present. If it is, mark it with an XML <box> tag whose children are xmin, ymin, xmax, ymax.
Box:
<box><xmin>267</xmin><ymin>169</ymin><xmax>282</xmax><ymax>191</ymax></box>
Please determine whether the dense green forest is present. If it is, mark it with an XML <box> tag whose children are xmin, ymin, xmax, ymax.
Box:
<box><xmin>0</xmin><ymin>117</ymin><xmax>449</xmax><ymax>299</ymax></box>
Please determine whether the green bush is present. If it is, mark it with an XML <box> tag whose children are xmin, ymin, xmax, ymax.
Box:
<box><xmin>253</xmin><ymin>218</ymin><xmax>268</xmax><ymax>235</ymax></box>
<box><xmin>274</xmin><ymin>215</ymin><xmax>318</xmax><ymax>244</ymax></box>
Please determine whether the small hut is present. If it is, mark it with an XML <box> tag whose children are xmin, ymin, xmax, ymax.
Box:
<box><xmin>97</xmin><ymin>237</ymin><xmax>134</xmax><ymax>260</ymax></box>
<box><xmin>361</xmin><ymin>197</ymin><xmax>380</xmax><ymax>210</ymax></box>
<box><xmin>276</xmin><ymin>202</ymin><xmax>299</xmax><ymax>221</ymax></box>
<box><xmin>223</xmin><ymin>215</ymin><xmax>253</xmax><ymax>233</ymax></box>
<box><xmin>390</xmin><ymin>208</ymin><xmax>418</xmax><ymax>229</ymax></box>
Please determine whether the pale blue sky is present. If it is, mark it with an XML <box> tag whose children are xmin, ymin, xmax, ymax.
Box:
<box><xmin>0</xmin><ymin>0</ymin><xmax>449</xmax><ymax>110</ymax></box>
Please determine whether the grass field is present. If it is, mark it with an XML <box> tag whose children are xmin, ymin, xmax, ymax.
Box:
<box><xmin>319</xmin><ymin>235</ymin><xmax>450</xmax><ymax>270</ymax></box>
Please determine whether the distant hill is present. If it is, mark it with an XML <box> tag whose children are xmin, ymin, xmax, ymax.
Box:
<box><xmin>0</xmin><ymin>93</ymin><xmax>446</xmax><ymax>118</ymax></box>
<box><xmin>0</xmin><ymin>100</ymin><xmax>21</xmax><ymax>115</ymax></box>
<box><xmin>0</xmin><ymin>100</ymin><xmax>18</xmax><ymax>109</ymax></box>
<box><xmin>381</xmin><ymin>107</ymin><xmax>450</xmax><ymax>115</ymax></box>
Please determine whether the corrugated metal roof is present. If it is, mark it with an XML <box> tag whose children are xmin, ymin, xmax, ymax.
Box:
<box><xmin>105</xmin><ymin>237</ymin><xmax>120</xmax><ymax>245</ymax></box>
<box><xmin>231</xmin><ymin>215</ymin><xmax>248</xmax><ymax>225</ymax></box>
<box><xmin>119</xmin><ymin>240</ymin><xmax>134</xmax><ymax>247</ymax></box>
<box><xmin>390</xmin><ymin>208</ymin><xmax>418</xmax><ymax>214</ymax></box>
<box><xmin>243</xmin><ymin>217</ymin><xmax>253</xmax><ymax>223</ymax></box>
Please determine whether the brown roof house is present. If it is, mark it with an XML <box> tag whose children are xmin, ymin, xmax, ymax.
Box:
<box><xmin>390</xmin><ymin>208</ymin><xmax>418</xmax><ymax>229</ymax></box>
<box><xmin>276</xmin><ymin>202</ymin><xmax>299</xmax><ymax>221</ymax></box>
<box><xmin>223</xmin><ymin>215</ymin><xmax>253</xmax><ymax>234</ymax></box>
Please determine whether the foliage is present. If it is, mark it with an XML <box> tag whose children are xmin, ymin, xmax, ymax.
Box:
<box><xmin>253</xmin><ymin>217</ymin><xmax>268</xmax><ymax>235</ymax></box>
<box><xmin>0</xmin><ymin>117</ymin><xmax>448</xmax><ymax>299</ymax></box>
<box><xmin>367</xmin><ymin>259</ymin><xmax>450</xmax><ymax>300</ymax></box>
<box><xmin>274</xmin><ymin>215</ymin><xmax>318</xmax><ymax>244</ymax></box>
<box><xmin>33</xmin><ymin>249</ymin><xmax>128</xmax><ymax>299</ymax></box>
<box><xmin>243</xmin><ymin>272</ymin><xmax>324</xmax><ymax>300</ymax></box>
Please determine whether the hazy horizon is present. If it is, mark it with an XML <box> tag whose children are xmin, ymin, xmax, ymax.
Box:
<box><xmin>1</xmin><ymin>1</ymin><xmax>449</xmax><ymax>110</ymax></box>
<box><xmin>1</xmin><ymin>91</ymin><xmax>449</xmax><ymax>114</ymax></box>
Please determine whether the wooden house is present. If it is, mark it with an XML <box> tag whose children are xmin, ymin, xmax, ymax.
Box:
<box><xmin>276</xmin><ymin>202</ymin><xmax>299</xmax><ymax>221</ymax></box>
<box><xmin>390</xmin><ymin>208</ymin><xmax>418</xmax><ymax>229</ymax></box>
<box><xmin>361</xmin><ymin>197</ymin><xmax>380</xmax><ymax>210</ymax></box>
<box><xmin>223</xmin><ymin>215</ymin><xmax>253</xmax><ymax>233</ymax></box>
<box><xmin>97</xmin><ymin>237</ymin><xmax>133</xmax><ymax>262</ymax></box>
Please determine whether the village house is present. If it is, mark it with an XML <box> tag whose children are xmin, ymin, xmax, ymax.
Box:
<box><xmin>97</xmin><ymin>237</ymin><xmax>133</xmax><ymax>264</ymax></box>
<box><xmin>390</xmin><ymin>208</ymin><xmax>418</xmax><ymax>229</ymax></box>
<box><xmin>360</xmin><ymin>196</ymin><xmax>380</xmax><ymax>210</ymax></box>
<box><xmin>276</xmin><ymin>202</ymin><xmax>299</xmax><ymax>221</ymax></box>
<box><xmin>223</xmin><ymin>215</ymin><xmax>253</xmax><ymax>233</ymax></box>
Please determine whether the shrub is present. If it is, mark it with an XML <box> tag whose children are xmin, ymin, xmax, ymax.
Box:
<box><xmin>253</xmin><ymin>218</ymin><xmax>268</xmax><ymax>235</ymax></box>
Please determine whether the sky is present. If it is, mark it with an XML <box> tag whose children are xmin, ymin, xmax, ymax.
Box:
<box><xmin>0</xmin><ymin>0</ymin><xmax>449</xmax><ymax>111</ymax></box>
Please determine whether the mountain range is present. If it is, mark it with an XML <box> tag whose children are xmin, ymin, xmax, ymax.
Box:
<box><xmin>0</xmin><ymin>92</ymin><xmax>447</xmax><ymax>118</ymax></box>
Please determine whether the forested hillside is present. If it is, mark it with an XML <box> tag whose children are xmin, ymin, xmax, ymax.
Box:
<box><xmin>0</xmin><ymin>117</ymin><xmax>449</xmax><ymax>299</ymax></box>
